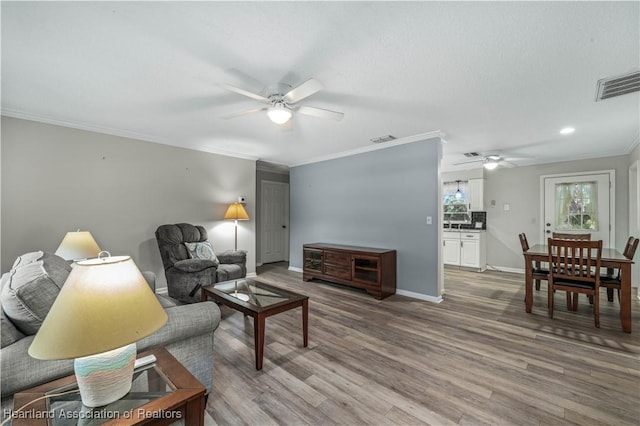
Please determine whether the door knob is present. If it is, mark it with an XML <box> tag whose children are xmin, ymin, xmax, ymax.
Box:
<box><xmin>546</xmin><ymin>223</ymin><xmax>551</xmax><ymax>227</ymax></box>
<box><xmin>546</xmin><ymin>230</ymin><xmax>551</xmax><ymax>234</ymax></box>
<box><xmin>282</xmin><ymin>225</ymin><xmax>287</xmax><ymax>229</ymax></box>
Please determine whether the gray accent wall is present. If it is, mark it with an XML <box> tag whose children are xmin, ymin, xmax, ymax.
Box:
<box><xmin>290</xmin><ymin>137</ymin><xmax>442</xmax><ymax>298</ymax></box>
<box><xmin>1</xmin><ymin>117</ymin><xmax>256</xmax><ymax>290</ymax></box>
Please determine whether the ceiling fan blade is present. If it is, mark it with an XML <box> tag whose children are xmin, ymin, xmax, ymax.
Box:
<box><xmin>284</xmin><ymin>79</ymin><xmax>323</xmax><ymax>104</ymax></box>
<box><xmin>501</xmin><ymin>160</ymin><xmax>517</xmax><ymax>168</ymax></box>
<box><xmin>296</xmin><ymin>105</ymin><xmax>344</xmax><ymax>121</ymax></box>
<box><xmin>220</xmin><ymin>84</ymin><xmax>270</xmax><ymax>103</ymax></box>
<box><xmin>453</xmin><ymin>158</ymin><xmax>485</xmax><ymax>166</ymax></box>
<box><xmin>222</xmin><ymin>107</ymin><xmax>267</xmax><ymax>119</ymax></box>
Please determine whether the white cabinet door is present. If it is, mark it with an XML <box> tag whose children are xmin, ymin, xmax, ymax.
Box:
<box><xmin>468</xmin><ymin>178</ymin><xmax>484</xmax><ymax>211</ymax></box>
<box><xmin>443</xmin><ymin>238</ymin><xmax>461</xmax><ymax>265</ymax></box>
<box><xmin>460</xmin><ymin>239</ymin><xmax>480</xmax><ymax>268</ymax></box>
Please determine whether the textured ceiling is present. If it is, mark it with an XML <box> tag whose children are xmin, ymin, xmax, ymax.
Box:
<box><xmin>2</xmin><ymin>1</ymin><xmax>638</xmax><ymax>170</ymax></box>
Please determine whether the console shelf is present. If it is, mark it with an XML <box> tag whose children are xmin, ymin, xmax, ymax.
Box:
<box><xmin>302</xmin><ymin>243</ymin><xmax>396</xmax><ymax>299</ymax></box>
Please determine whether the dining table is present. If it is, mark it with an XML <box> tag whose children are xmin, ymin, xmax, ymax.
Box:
<box><xmin>523</xmin><ymin>243</ymin><xmax>634</xmax><ymax>333</ymax></box>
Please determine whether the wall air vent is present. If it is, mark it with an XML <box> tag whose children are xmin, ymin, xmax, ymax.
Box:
<box><xmin>463</xmin><ymin>152</ymin><xmax>481</xmax><ymax>157</ymax></box>
<box><xmin>595</xmin><ymin>70</ymin><xmax>640</xmax><ymax>101</ymax></box>
<box><xmin>370</xmin><ymin>135</ymin><xmax>397</xmax><ymax>144</ymax></box>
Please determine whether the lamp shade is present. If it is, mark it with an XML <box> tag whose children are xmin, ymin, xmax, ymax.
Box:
<box><xmin>29</xmin><ymin>255</ymin><xmax>167</xmax><ymax>360</ymax></box>
<box><xmin>55</xmin><ymin>231</ymin><xmax>101</xmax><ymax>260</ymax></box>
<box><xmin>224</xmin><ymin>202</ymin><xmax>250</xmax><ymax>221</ymax></box>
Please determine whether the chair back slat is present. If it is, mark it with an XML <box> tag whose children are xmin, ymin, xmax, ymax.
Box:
<box><xmin>548</xmin><ymin>238</ymin><xmax>602</xmax><ymax>283</ymax></box>
<box><xmin>552</xmin><ymin>232</ymin><xmax>591</xmax><ymax>240</ymax></box>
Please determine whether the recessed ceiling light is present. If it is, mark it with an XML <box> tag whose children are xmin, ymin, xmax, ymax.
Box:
<box><xmin>560</xmin><ymin>127</ymin><xmax>575</xmax><ymax>135</ymax></box>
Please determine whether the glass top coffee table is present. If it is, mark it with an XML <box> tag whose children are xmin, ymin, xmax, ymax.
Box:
<box><xmin>201</xmin><ymin>277</ymin><xmax>308</xmax><ymax>370</ymax></box>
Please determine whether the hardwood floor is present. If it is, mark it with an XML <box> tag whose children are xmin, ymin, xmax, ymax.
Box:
<box><xmin>206</xmin><ymin>263</ymin><xmax>640</xmax><ymax>425</ymax></box>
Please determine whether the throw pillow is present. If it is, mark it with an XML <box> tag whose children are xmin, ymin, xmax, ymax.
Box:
<box><xmin>0</xmin><ymin>251</ymin><xmax>71</xmax><ymax>335</ymax></box>
<box><xmin>184</xmin><ymin>242</ymin><xmax>219</xmax><ymax>266</ymax></box>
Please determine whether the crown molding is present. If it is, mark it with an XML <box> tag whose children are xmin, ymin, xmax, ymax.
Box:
<box><xmin>1</xmin><ymin>109</ymin><xmax>259</xmax><ymax>161</ymax></box>
<box><xmin>256</xmin><ymin>160</ymin><xmax>290</xmax><ymax>174</ymax></box>
<box><xmin>288</xmin><ymin>130</ymin><xmax>446</xmax><ymax>168</ymax></box>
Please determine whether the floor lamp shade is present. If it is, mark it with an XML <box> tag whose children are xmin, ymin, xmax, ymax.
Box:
<box><xmin>224</xmin><ymin>202</ymin><xmax>249</xmax><ymax>221</ymax></box>
<box><xmin>55</xmin><ymin>230</ymin><xmax>101</xmax><ymax>260</ymax></box>
<box><xmin>28</xmin><ymin>255</ymin><xmax>168</xmax><ymax>406</ymax></box>
<box><xmin>224</xmin><ymin>202</ymin><xmax>249</xmax><ymax>250</ymax></box>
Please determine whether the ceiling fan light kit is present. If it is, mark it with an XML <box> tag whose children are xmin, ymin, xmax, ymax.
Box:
<box><xmin>483</xmin><ymin>160</ymin><xmax>499</xmax><ymax>170</ymax></box>
<box><xmin>267</xmin><ymin>103</ymin><xmax>292</xmax><ymax>124</ymax></box>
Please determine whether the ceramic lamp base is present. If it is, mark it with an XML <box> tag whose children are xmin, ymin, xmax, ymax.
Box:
<box><xmin>74</xmin><ymin>343</ymin><xmax>136</xmax><ymax>407</ymax></box>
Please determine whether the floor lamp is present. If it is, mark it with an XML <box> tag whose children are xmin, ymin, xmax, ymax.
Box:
<box><xmin>224</xmin><ymin>202</ymin><xmax>249</xmax><ymax>250</ymax></box>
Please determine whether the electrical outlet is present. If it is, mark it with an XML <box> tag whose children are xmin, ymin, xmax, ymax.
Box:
<box><xmin>426</xmin><ymin>216</ymin><xmax>432</xmax><ymax>225</ymax></box>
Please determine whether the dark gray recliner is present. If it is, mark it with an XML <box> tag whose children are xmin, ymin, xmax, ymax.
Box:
<box><xmin>155</xmin><ymin>223</ymin><xmax>247</xmax><ymax>303</ymax></box>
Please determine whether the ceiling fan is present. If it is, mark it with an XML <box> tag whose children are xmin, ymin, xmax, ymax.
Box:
<box><xmin>221</xmin><ymin>78</ymin><xmax>344</xmax><ymax>125</ymax></box>
<box><xmin>453</xmin><ymin>153</ymin><xmax>529</xmax><ymax>170</ymax></box>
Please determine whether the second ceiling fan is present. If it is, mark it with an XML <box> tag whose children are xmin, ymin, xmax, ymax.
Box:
<box><xmin>221</xmin><ymin>78</ymin><xmax>344</xmax><ymax>124</ymax></box>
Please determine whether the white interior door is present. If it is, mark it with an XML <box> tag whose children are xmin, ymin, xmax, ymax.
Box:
<box><xmin>541</xmin><ymin>172</ymin><xmax>613</xmax><ymax>247</ymax></box>
<box><xmin>260</xmin><ymin>181</ymin><xmax>289</xmax><ymax>264</ymax></box>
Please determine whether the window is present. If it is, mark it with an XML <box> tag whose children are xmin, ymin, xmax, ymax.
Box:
<box><xmin>443</xmin><ymin>180</ymin><xmax>470</xmax><ymax>223</ymax></box>
<box><xmin>554</xmin><ymin>181</ymin><xmax>598</xmax><ymax>231</ymax></box>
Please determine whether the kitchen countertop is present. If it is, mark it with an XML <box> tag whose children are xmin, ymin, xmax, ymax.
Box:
<box><xmin>443</xmin><ymin>228</ymin><xmax>485</xmax><ymax>233</ymax></box>
<box><xmin>443</xmin><ymin>224</ymin><xmax>486</xmax><ymax>231</ymax></box>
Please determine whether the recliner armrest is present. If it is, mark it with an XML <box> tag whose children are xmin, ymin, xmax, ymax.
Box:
<box><xmin>173</xmin><ymin>258</ymin><xmax>218</xmax><ymax>273</ymax></box>
<box><xmin>217</xmin><ymin>250</ymin><xmax>247</xmax><ymax>265</ymax></box>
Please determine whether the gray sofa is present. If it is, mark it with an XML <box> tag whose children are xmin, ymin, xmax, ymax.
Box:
<box><xmin>0</xmin><ymin>251</ymin><xmax>221</xmax><ymax>421</ymax></box>
<box><xmin>156</xmin><ymin>223</ymin><xmax>247</xmax><ymax>304</ymax></box>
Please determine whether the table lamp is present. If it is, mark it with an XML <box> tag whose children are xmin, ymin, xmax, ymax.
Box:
<box><xmin>28</xmin><ymin>252</ymin><xmax>168</xmax><ymax>407</ymax></box>
<box><xmin>224</xmin><ymin>202</ymin><xmax>249</xmax><ymax>250</ymax></box>
<box><xmin>55</xmin><ymin>230</ymin><xmax>101</xmax><ymax>261</ymax></box>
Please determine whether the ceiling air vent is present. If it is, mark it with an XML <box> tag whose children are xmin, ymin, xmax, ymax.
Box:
<box><xmin>463</xmin><ymin>152</ymin><xmax>481</xmax><ymax>157</ymax></box>
<box><xmin>370</xmin><ymin>135</ymin><xmax>397</xmax><ymax>144</ymax></box>
<box><xmin>595</xmin><ymin>70</ymin><xmax>640</xmax><ymax>101</ymax></box>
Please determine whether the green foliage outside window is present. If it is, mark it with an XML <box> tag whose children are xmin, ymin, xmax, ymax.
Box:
<box><xmin>554</xmin><ymin>181</ymin><xmax>598</xmax><ymax>231</ymax></box>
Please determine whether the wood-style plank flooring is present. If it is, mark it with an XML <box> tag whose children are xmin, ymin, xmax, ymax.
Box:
<box><xmin>206</xmin><ymin>264</ymin><xmax>640</xmax><ymax>425</ymax></box>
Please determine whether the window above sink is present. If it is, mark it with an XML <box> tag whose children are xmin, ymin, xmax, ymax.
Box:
<box><xmin>443</xmin><ymin>180</ymin><xmax>470</xmax><ymax>223</ymax></box>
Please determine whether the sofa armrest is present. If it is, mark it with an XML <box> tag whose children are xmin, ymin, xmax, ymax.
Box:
<box><xmin>141</xmin><ymin>271</ymin><xmax>156</xmax><ymax>292</ymax></box>
<box><xmin>1</xmin><ymin>335</ymin><xmax>73</xmax><ymax>398</ymax></box>
<box><xmin>217</xmin><ymin>250</ymin><xmax>247</xmax><ymax>265</ymax></box>
<box><xmin>173</xmin><ymin>259</ymin><xmax>218</xmax><ymax>273</ymax></box>
<box><xmin>1</xmin><ymin>301</ymin><xmax>221</xmax><ymax>399</ymax></box>
<box><xmin>137</xmin><ymin>301</ymin><xmax>220</xmax><ymax>351</ymax></box>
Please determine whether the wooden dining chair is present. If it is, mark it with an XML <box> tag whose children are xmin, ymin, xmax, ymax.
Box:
<box><xmin>600</xmin><ymin>236</ymin><xmax>638</xmax><ymax>303</ymax></box>
<box><xmin>519</xmin><ymin>233</ymin><xmax>548</xmax><ymax>291</ymax></box>
<box><xmin>552</xmin><ymin>232</ymin><xmax>593</xmax><ymax>307</ymax></box>
<box><xmin>547</xmin><ymin>238</ymin><xmax>602</xmax><ymax>327</ymax></box>
<box><xmin>552</xmin><ymin>232</ymin><xmax>591</xmax><ymax>240</ymax></box>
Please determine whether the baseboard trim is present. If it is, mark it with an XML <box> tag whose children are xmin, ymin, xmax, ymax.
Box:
<box><xmin>485</xmin><ymin>265</ymin><xmax>525</xmax><ymax>274</ymax></box>
<box><xmin>288</xmin><ymin>266</ymin><xmax>304</xmax><ymax>273</ymax></box>
<box><xmin>246</xmin><ymin>272</ymin><xmax>258</xmax><ymax>278</ymax></box>
<box><xmin>395</xmin><ymin>289</ymin><xmax>443</xmax><ymax>304</ymax></box>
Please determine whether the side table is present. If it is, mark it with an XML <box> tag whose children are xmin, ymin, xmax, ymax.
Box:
<box><xmin>10</xmin><ymin>347</ymin><xmax>206</xmax><ymax>425</ymax></box>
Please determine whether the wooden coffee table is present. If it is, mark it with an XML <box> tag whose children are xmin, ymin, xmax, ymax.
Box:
<box><xmin>201</xmin><ymin>277</ymin><xmax>308</xmax><ymax>370</ymax></box>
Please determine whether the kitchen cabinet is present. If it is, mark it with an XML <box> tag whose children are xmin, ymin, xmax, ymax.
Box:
<box><xmin>468</xmin><ymin>178</ymin><xmax>484</xmax><ymax>211</ymax></box>
<box><xmin>443</xmin><ymin>231</ymin><xmax>462</xmax><ymax>265</ymax></box>
<box><xmin>443</xmin><ymin>230</ymin><xmax>486</xmax><ymax>271</ymax></box>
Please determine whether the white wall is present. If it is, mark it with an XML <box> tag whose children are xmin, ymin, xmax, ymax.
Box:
<box><xmin>484</xmin><ymin>155</ymin><xmax>630</xmax><ymax>272</ymax></box>
<box><xmin>1</xmin><ymin>117</ymin><xmax>256</xmax><ymax>291</ymax></box>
